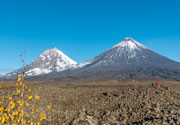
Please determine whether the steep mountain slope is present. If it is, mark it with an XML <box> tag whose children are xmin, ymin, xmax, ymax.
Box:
<box><xmin>78</xmin><ymin>37</ymin><xmax>179</xmax><ymax>69</ymax></box>
<box><xmin>50</xmin><ymin>38</ymin><xmax>180</xmax><ymax>81</ymax></box>
<box><xmin>6</xmin><ymin>48</ymin><xmax>77</xmax><ymax>78</ymax></box>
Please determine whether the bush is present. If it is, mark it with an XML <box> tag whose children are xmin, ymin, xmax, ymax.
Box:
<box><xmin>0</xmin><ymin>71</ymin><xmax>50</xmax><ymax>125</ymax></box>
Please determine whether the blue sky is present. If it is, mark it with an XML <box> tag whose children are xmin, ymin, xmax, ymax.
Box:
<box><xmin>0</xmin><ymin>0</ymin><xmax>180</xmax><ymax>74</ymax></box>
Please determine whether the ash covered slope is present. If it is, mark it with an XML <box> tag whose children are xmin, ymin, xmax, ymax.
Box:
<box><xmin>53</xmin><ymin>38</ymin><xmax>180</xmax><ymax>81</ymax></box>
<box><xmin>6</xmin><ymin>48</ymin><xmax>77</xmax><ymax>78</ymax></box>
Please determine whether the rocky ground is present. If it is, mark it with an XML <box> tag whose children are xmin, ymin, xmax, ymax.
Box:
<box><xmin>37</xmin><ymin>82</ymin><xmax>180</xmax><ymax>125</ymax></box>
<box><xmin>1</xmin><ymin>81</ymin><xmax>180</xmax><ymax>125</ymax></box>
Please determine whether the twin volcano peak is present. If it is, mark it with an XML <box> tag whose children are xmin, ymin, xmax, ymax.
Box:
<box><xmin>5</xmin><ymin>37</ymin><xmax>180</xmax><ymax>82</ymax></box>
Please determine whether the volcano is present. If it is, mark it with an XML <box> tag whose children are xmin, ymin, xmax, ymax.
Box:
<box><xmin>6</xmin><ymin>48</ymin><xmax>77</xmax><ymax>78</ymax></box>
<box><xmin>50</xmin><ymin>37</ymin><xmax>180</xmax><ymax>81</ymax></box>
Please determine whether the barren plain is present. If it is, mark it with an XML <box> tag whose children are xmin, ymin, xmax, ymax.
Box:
<box><xmin>1</xmin><ymin>81</ymin><xmax>180</xmax><ymax>125</ymax></box>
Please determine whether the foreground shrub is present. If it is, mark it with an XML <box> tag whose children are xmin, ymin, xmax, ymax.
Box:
<box><xmin>0</xmin><ymin>71</ymin><xmax>50</xmax><ymax>125</ymax></box>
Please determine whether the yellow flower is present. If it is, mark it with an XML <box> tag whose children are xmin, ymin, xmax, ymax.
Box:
<box><xmin>40</xmin><ymin>116</ymin><xmax>46</xmax><ymax>121</ymax></box>
<box><xmin>1</xmin><ymin>117</ymin><xmax>5</xmax><ymax>124</ymax></box>
<box><xmin>4</xmin><ymin>108</ymin><xmax>8</xmax><ymax>112</ymax></box>
<box><xmin>36</xmin><ymin>109</ymin><xmax>40</xmax><ymax>113</ymax></box>
<box><xmin>21</xmin><ymin>92</ymin><xmax>24</xmax><ymax>97</ymax></box>
<box><xmin>11</xmin><ymin>115</ymin><xmax>15</xmax><ymax>120</ymax></box>
<box><xmin>0</xmin><ymin>85</ymin><xmax>1</xmax><ymax>88</ymax></box>
<box><xmin>16</xmin><ymin>88</ymin><xmax>20</xmax><ymax>94</ymax></box>
<box><xmin>5</xmin><ymin>96</ymin><xmax>12</xmax><ymax>100</ymax></box>
<box><xmin>47</xmin><ymin>105</ymin><xmax>51</xmax><ymax>109</ymax></box>
<box><xmin>32</xmin><ymin>104</ymin><xmax>35</xmax><ymax>108</ymax></box>
<box><xmin>28</xmin><ymin>88</ymin><xmax>32</xmax><ymax>93</ymax></box>
<box><xmin>8</xmin><ymin>97</ymin><xmax>12</xmax><ymax>100</ymax></box>
<box><xmin>28</xmin><ymin>96</ymin><xmax>33</xmax><ymax>100</ymax></box>
<box><xmin>18</xmin><ymin>77</ymin><xmax>21</xmax><ymax>82</ymax></box>
<box><xmin>26</xmin><ymin>103</ymin><xmax>30</xmax><ymax>107</ymax></box>
<box><xmin>20</xmin><ymin>81</ymin><xmax>22</xmax><ymax>86</ymax></box>
<box><xmin>4</xmin><ymin>113</ymin><xmax>9</xmax><ymax>120</ymax></box>
<box><xmin>4</xmin><ymin>107</ymin><xmax>10</xmax><ymax>112</ymax></box>
<box><xmin>37</xmin><ymin>122</ymin><xmax>40</xmax><ymax>125</ymax></box>
<box><xmin>35</xmin><ymin>96</ymin><xmax>40</xmax><ymax>100</ymax></box>
<box><xmin>20</xmin><ymin>113</ymin><xmax>24</xmax><ymax>118</ymax></box>
<box><xmin>30</xmin><ymin>122</ymin><xmax>33</xmax><ymax>125</ymax></box>
<box><xmin>0</xmin><ymin>107</ymin><xmax>4</xmax><ymax>112</ymax></box>
<box><xmin>10</xmin><ymin>101</ymin><xmax>15</xmax><ymax>109</ymax></box>
<box><xmin>17</xmin><ymin>118</ymin><xmax>20</xmax><ymax>123</ymax></box>
<box><xmin>15</xmin><ymin>111</ymin><xmax>19</xmax><ymax>116</ymax></box>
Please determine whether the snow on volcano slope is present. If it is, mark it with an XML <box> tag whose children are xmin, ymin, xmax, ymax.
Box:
<box><xmin>6</xmin><ymin>48</ymin><xmax>77</xmax><ymax>77</ymax></box>
<box><xmin>75</xmin><ymin>37</ymin><xmax>149</xmax><ymax>68</ymax></box>
<box><xmin>58</xmin><ymin>37</ymin><xmax>180</xmax><ymax>82</ymax></box>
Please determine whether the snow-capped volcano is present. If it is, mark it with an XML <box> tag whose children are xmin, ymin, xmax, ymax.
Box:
<box><xmin>6</xmin><ymin>48</ymin><xmax>77</xmax><ymax>77</ymax></box>
<box><xmin>77</xmin><ymin>37</ymin><xmax>178</xmax><ymax>68</ymax></box>
<box><xmin>76</xmin><ymin>37</ymin><xmax>151</xmax><ymax>68</ymax></box>
<box><xmin>52</xmin><ymin>37</ymin><xmax>180</xmax><ymax>82</ymax></box>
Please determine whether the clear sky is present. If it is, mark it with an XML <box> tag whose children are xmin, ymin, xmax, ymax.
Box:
<box><xmin>0</xmin><ymin>0</ymin><xmax>180</xmax><ymax>74</ymax></box>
